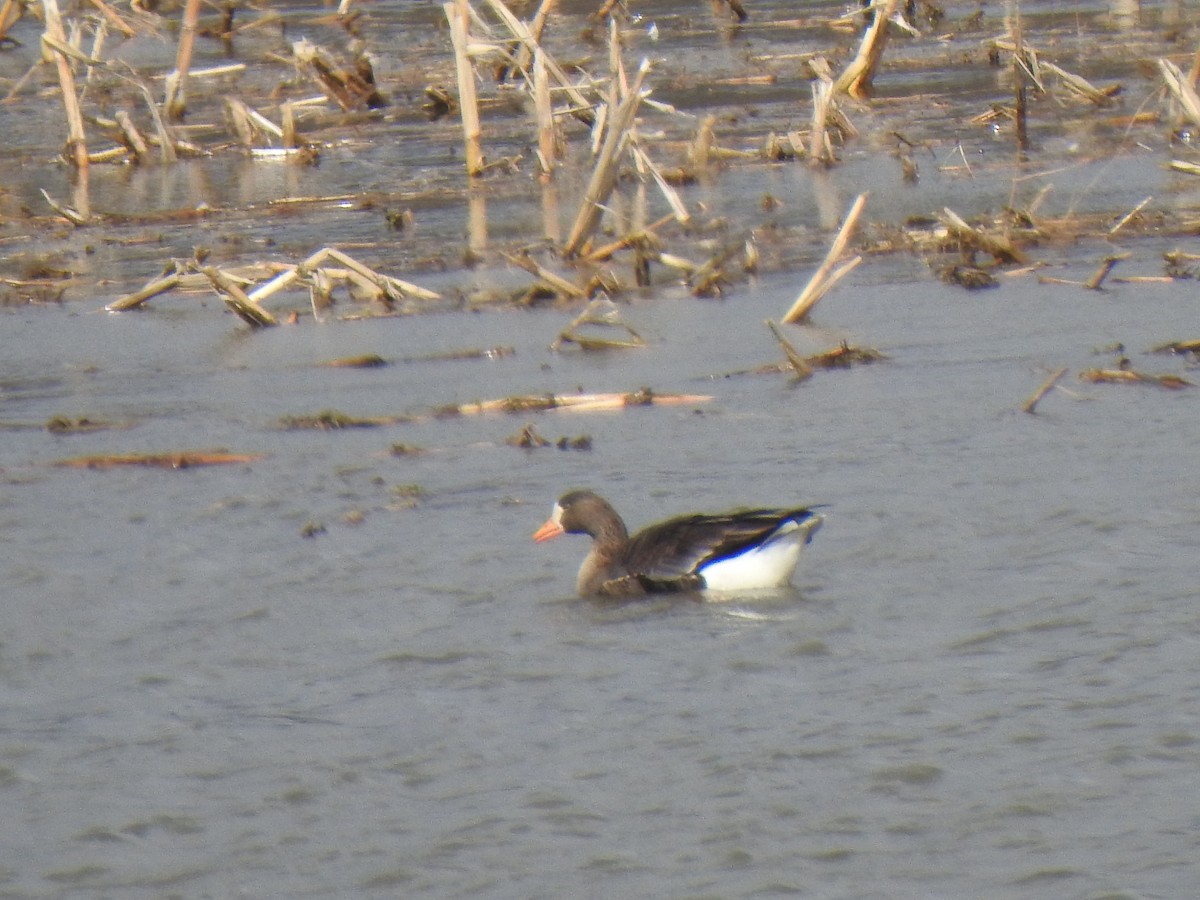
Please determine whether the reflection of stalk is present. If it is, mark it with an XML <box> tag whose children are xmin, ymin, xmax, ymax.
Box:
<box><xmin>41</xmin><ymin>0</ymin><xmax>89</xmax><ymax>174</ymax></box>
<box><xmin>445</xmin><ymin>0</ymin><xmax>483</xmax><ymax>177</ymax></box>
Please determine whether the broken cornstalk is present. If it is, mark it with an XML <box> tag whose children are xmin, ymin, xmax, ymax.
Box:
<box><xmin>445</xmin><ymin>0</ymin><xmax>484</xmax><ymax>176</ymax></box>
<box><xmin>781</xmin><ymin>192</ymin><xmax>867</xmax><ymax>323</ymax></box>
<box><xmin>833</xmin><ymin>0</ymin><xmax>899</xmax><ymax>99</ymax></box>
<box><xmin>41</xmin><ymin>0</ymin><xmax>90</xmax><ymax>177</ymax></box>
<box><xmin>563</xmin><ymin>59</ymin><xmax>650</xmax><ymax>257</ymax></box>
<box><xmin>164</xmin><ymin>0</ymin><xmax>201</xmax><ymax>120</ymax></box>
<box><xmin>1021</xmin><ymin>367</ymin><xmax>1068</xmax><ymax>414</ymax></box>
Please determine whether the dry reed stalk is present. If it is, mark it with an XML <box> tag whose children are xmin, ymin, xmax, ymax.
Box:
<box><xmin>1168</xmin><ymin>160</ymin><xmax>1200</xmax><ymax>176</ymax></box>
<box><xmin>533</xmin><ymin>48</ymin><xmax>556</xmax><ymax>175</ymax></box>
<box><xmin>40</xmin><ymin>188</ymin><xmax>90</xmax><ymax>225</ymax></box>
<box><xmin>224</xmin><ymin>98</ymin><xmax>287</xmax><ymax>147</ymax></box>
<box><xmin>84</xmin><ymin>0</ymin><xmax>137</xmax><ymax>37</ymax></box>
<box><xmin>833</xmin><ymin>0</ymin><xmax>899</xmax><ymax>99</ymax></box>
<box><xmin>236</xmin><ymin>251</ymin><xmax>440</xmax><ymax>309</ymax></box>
<box><xmin>41</xmin><ymin>0</ymin><xmax>89</xmax><ymax>176</ymax></box>
<box><xmin>311</xmin><ymin>248</ymin><xmax>441</xmax><ymax>301</ymax></box>
<box><xmin>781</xmin><ymin>192</ymin><xmax>867</xmax><ymax>323</ymax></box>
<box><xmin>1158</xmin><ymin>58</ymin><xmax>1200</xmax><ymax>128</ymax></box>
<box><xmin>1084</xmin><ymin>253</ymin><xmax>1130</xmax><ymax>290</ymax></box>
<box><xmin>114</xmin><ymin>110</ymin><xmax>149</xmax><ymax>161</ymax></box>
<box><xmin>106</xmin><ymin>271</ymin><xmax>184</xmax><ymax>311</ymax></box>
<box><xmin>201</xmin><ymin>266</ymin><xmax>278</xmax><ymax>327</ymax></box>
<box><xmin>766</xmin><ymin>319</ymin><xmax>813</xmax><ymax>381</ymax></box>
<box><xmin>551</xmin><ymin>301</ymin><xmax>646</xmax><ymax>351</ymax></box>
<box><xmin>224</xmin><ymin>98</ymin><xmax>255</xmax><ymax>146</ymax></box>
<box><xmin>1109</xmin><ymin>196</ymin><xmax>1152</xmax><ymax>235</ymax></box>
<box><xmin>630</xmin><ymin>145</ymin><xmax>690</xmax><ymax>223</ymax></box>
<box><xmin>164</xmin><ymin>0</ymin><xmax>201</xmax><ymax>121</ymax></box>
<box><xmin>809</xmin><ymin>78</ymin><xmax>835</xmax><ymax>166</ymax></box>
<box><xmin>505</xmin><ymin>252</ymin><xmax>586</xmax><ymax>299</ymax></box>
<box><xmin>1021</xmin><ymin>367</ymin><xmax>1067</xmax><ymax>414</ymax></box>
<box><xmin>563</xmin><ymin>60</ymin><xmax>649</xmax><ymax>257</ymax></box>
<box><xmin>512</xmin><ymin>0</ymin><xmax>557</xmax><ymax>73</ymax></box>
<box><xmin>0</xmin><ymin>0</ymin><xmax>24</xmax><ymax>41</ymax></box>
<box><xmin>484</xmin><ymin>0</ymin><xmax>595</xmax><ymax>125</ymax></box>
<box><xmin>1011</xmin><ymin>3</ymin><xmax>1029</xmax><ymax>155</ymax></box>
<box><xmin>445</xmin><ymin>0</ymin><xmax>484</xmax><ymax>177</ymax></box>
<box><xmin>1079</xmin><ymin>368</ymin><xmax>1193</xmax><ymax>389</ymax></box>
<box><xmin>593</xmin><ymin>0</ymin><xmax>620</xmax><ymax>20</ymax></box>
<box><xmin>293</xmin><ymin>39</ymin><xmax>386</xmax><ymax>110</ymax></box>
<box><xmin>607</xmin><ymin>15</ymin><xmax>626</xmax><ymax>102</ymax></box>
<box><xmin>1040</xmin><ymin>61</ymin><xmax>1118</xmax><ymax>105</ymax></box>
<box><xmin>55</xmin><ymin>451</ymin><xmax>267</xmax><ymax>469</ymax></box>
<box><xmin>580</xmin><ymin>212</ymin><xmax>673</xmax><ymax>264</ymax></box>
<box><xmin>456</xmin><ymin>390</ymin><xmax>710</xmax><ymax>415</ymax></box>
<box><xmin>939</xmin><ymin>206</ymin><xmax>1028</xmax><ymax>264</ymax></box>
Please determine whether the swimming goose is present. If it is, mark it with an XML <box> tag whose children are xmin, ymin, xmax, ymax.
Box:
<box><xmin>533</xmin><ymin>489</ymin><xmax>823</xmax><ymax>598</ymax></box>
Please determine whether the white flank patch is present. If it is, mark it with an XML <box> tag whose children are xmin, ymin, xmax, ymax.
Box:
<box><xmin>697</xmin><ymin>516</ymin><xmax>821</xmax><ymax>592</ymax></box>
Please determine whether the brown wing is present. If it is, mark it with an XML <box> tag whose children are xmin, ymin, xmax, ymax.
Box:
<box><xmin>596</xmin><ymin>572</ymin><xmax>705</xmax><ymax>598</ymax></box>
<box><xmin>620</xmin><ymin>508</ymin><xmax>817</xmax><ymax>581</ymax></box>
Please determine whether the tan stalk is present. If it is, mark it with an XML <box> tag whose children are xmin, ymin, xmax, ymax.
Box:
<box><xmin>446</xmin><ymin>0</ymin><xmax>484</xmax><ymax>176</ymax></box>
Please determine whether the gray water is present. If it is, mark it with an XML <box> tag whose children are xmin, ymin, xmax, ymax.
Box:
<box><xmin>4</xmin><ymin>255</ymin><xmax>1200</xmax><ymax>898</ymax></box>
<box><xmin>4</xmin><ymin>0</ymin><xmax>1200</xmax><ymax>897</ymax></box>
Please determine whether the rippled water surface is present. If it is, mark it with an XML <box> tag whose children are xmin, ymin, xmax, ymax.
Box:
<box><xmin>3</xmin><ymin>0</ymin><xmax>1200</xmax><ymax>897</ymax></box>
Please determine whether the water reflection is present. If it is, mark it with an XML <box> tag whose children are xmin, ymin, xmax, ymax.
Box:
<box><xmin>1109</xmin><ymin>0</ymin><xmax>1138</xmax><ymax>30</ymax></box>
<box><xmin>468</xmin><ymin>183</ymin><xmax>487</xmax><ymax>252</ymax></box>
<box><xmin>541</xmin><ymin>180</ymin><xmax>561</xmax><ymax>243</ymax></box>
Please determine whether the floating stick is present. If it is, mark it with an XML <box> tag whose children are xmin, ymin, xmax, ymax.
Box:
<box><xmin>766</xmin><ymin>319</ymin><xmax>813</xmax><ymax>381</ymax></box>
<box><xmin>1084</xmin><ymin>253</ymin><xmax>1130</xmax><ymax>290</ymax></box>
<box><xmin>1021</xmin><ymin>367</ymin><xmax>1067</xmax><ymax>414</ymax></box>
<box><xmin>1109</xmin><ymin>196</ymin><xmax>1152</xmax><ymax>236</ymax></box>
<box><xmin>106</xmin><ymin>271</ymin><xmax>184</xmax><ymax>311</ymax></box>
<box><xmin>55</xmin><ymin>451</ymin><xmax>266</xmax><ymax>469</ymax></box>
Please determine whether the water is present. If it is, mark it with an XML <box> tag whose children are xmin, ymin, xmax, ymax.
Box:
<box><xmin>4</xmin><ymin>256</ymin><xmax>1199</xmax><ymax>898</ymax></box>
<box><xmin>3</xmin><ymin>0</ymin><xmax>1200</xmax><ymax>897</ymax></box>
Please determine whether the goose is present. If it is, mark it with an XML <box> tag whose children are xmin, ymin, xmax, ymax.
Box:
<box><xmin>533</xmin><ymin>489</ymin><xmax>823</xmax><ymax>598</ymax></box>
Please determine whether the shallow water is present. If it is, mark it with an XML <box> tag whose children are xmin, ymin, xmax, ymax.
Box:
<box><xmin>5</xmin><ymin>255</ymin><xmax>1200</xmax><ymax>898</ymax></box>
<box><xmin>3</xmin><ymin>1</ymin><xmax>1200</xmax><ymax>898</ymax></box>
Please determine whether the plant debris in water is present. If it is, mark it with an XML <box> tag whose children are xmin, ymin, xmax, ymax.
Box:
<box><xmin>505</xmin><ymin>423</ymin><xmax>592</xmax><ymax>450</ymax></box>
<box><xmin>54</xmin><ymin>451</ymin><xmax>266</xmax><ymax>469</ymax></box>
